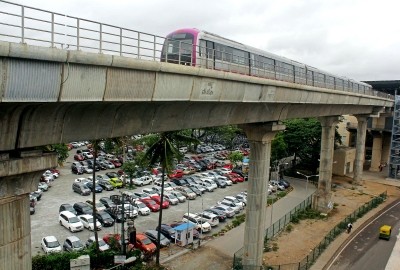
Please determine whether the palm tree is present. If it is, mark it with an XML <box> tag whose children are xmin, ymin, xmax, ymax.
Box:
<box><xmin>139</xmin><ymin>131</ymin><xmax>199</xmax><ymax>266</ymax></box>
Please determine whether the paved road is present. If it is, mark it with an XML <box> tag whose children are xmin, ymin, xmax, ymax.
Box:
<box><xmin>206</xmin><ymin>177</ymin><xmax>317</xmax><ymax>257</ymax></box>
<box><xmin>326</xmin><ymin>199</ymin><xmax>400</xmax><ymax>270</ymax></box>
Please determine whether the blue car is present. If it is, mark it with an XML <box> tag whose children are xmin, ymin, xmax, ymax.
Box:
<box><xmin>85</xmin><ymin>182</ymin><xmax>103</xmax><ymax>193</ymax></box>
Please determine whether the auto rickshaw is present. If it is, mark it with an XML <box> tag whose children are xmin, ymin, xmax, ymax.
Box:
<box><xmin>379</xmin><ymin>225</ymin><xmax>392</xmax><ymax>240</ymax></box>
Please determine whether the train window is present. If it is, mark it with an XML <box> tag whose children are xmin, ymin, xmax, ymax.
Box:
<box><xmin>206</xmin><ymin>41</ymin><xmax>214</xmax><ymax>59</ymax></box>
<box><xmin>335</xmin><ymin>78</ymin><xmax>344</xmax><ymax>90</ymax></box>
<box><xmin>326</xmin><ymin>76</ymin><xmax>335</xmax><ymax>89</ymax></box>
<box><xmin>232</xmin><ymin>48</ymin><xmax>248</xmax><ymax>65</ymax></box>
<box><xmin>215</xmin><ymin>43</ymin><xmax>222</xmax><ymax>60</ymax></box>
<box><xmin>223</xmin><ymin>46</ymin><xmax>233</xmax><ymax>62</ymax></box>
<box><xmin>295</xmin><ymin>66</ymin><xmax>306</xmax><ymax>84</ymax></box>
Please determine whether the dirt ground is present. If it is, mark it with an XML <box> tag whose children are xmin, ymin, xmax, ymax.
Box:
<box><xmin>262</xmin><ymin>175</ymin><xmax>400</xmax><ymax>266</ymax></box>
<box><xmin>161</xmin><ymin>174</ymin><xmax>400</xmax><ymax>270</ymax></box>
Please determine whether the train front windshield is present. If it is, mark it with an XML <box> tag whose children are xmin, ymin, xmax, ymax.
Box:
<box><xmin>161</xmin><ymin>32</ymin><xmax>194</xmax><ymax>65</ymax></box>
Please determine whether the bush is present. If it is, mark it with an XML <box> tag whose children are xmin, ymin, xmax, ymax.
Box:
<box><xmin>286</xmin><ymin>224</ymin><xmax>293</xmax><ymax>232</ymax></box>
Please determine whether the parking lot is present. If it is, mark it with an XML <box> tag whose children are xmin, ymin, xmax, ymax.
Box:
<box><xmin>30</xmin><ymin>150</ymin><xmax>248</xmax><ymax>255</ymax></box>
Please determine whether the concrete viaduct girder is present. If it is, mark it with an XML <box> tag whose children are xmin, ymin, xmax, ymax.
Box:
<box><xmin>0</xmin><ymin>42</ymin><xmax>393</xmax><ymax>151</ymax></box>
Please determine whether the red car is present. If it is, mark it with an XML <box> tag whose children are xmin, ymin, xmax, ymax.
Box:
<box><xmin>110</xmin><ymin>159</ymin><xmax>122</xmax><ymax>168</ymax></box>
<box><xmin>74</xmin><ymin>154</ymin><xmax>84</xmax><ymax>161</ymax></box>
<box><xmin>150</xmin><ymin>195</ymin><xmax>170</xmax><ymax>209</ymax></box>
<box><xmin>168</xmin><ymin>169</ymin><xmax>183</xmax><ymax>179</ymax></box>
<box><xmin>224</xmin><ymin>174</ymin><xmax>239</xmax><ymax>184</ymax></box>
<box><xmin>140</xmin><ymin>198</ymin><xmax>160</xmax><ymax>212</ymax></box>
<box><xmin>135</xmin><ymin>233</ymin><xmax>156</xmax><ymax>254</ymax></box>
<box><xmin>229</xmin><ymin>172</ymin><xmax>244</xmax><ymax>182</ymax></box>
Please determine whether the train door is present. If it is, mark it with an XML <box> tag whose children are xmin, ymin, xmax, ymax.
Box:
<box><xmin>199</xmin><ymin>40</ymin><xmax>214</xmax><ymax>69</ymax></box>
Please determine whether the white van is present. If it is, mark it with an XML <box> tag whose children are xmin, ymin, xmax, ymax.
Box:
<box><xmin>59</xmin><ymin>211</ymin><xmax>84</xmax><ymax>232</ymax></box>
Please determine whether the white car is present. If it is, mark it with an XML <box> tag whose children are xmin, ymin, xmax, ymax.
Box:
<box><xmin>78</xmin><ymin>214</ymin><xmax>102</xmax><ymax>231</ymax></box>
<box><xmin>133</xmin><ymin>176</ymin><xmax>153</xmax><ymax>186</ymax></box>
<box><xmin>218</xmin><ymin>200</ymin><xmax>241</xmax><ymax>213</ymax></box>
<box><xmin>59</xmin><ymin>211</ymin><xmax>84</xmax><ymax>232</ymax></box>
<box><xmin>197</xmin><ymin>211</ymin><xmax>220</xmax><ymax>227</ymax></box>
<box><xmin>163</xmin><ymin>192</ymin><xmax>179</xmax><ymax>205</ymax></box>
<box><xmin>197</xmin><ymin>181</ymin><xmax>216</xmax><ymax>192</ymax></box>
<box><xmin>41</xmin><ymin>236</ymin><xmax>62</xmax><ymax>254</ymax></box>
<box><xmin>224</xmin><ymin>196</ymin><xmax>245</xmax><ymax>209</ymax></box>
<box><xmin>141</xmin><ymin>188</ymin><xmax>158</xmax><ymax>197</ymax></box>
<box><xmin>182</xmin><ymin>213</ymin><xmax>211</xmax><ymax>233</ymax></box>
<box><xmin>38</xmin><ymin>182</ymin><xmax>49</xmax><ymax>191</ymax></box>
<box><xmin>132</xmin><ymin>201</ymin><xmax>151</xmax><ymax>215</ymax></box>
<box><xmin>170</xmin><ymin>191</ymin><xmax>186</xmax><ymax>203</ymax></box>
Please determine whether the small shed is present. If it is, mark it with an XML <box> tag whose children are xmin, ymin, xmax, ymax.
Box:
<box><xmin>174</xmin><ymin>222</ymin><xmax>196</xmax><ymax>246</ymax></box>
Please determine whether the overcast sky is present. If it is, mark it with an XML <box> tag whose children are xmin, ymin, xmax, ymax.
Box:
<box><xmin>8</xmin><ymin>0</ymin><xmax>400</xmax><ymax>81</ymax></box>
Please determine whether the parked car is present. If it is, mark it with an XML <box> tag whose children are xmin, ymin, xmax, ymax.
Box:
<box><xmin>155</xmin><ymin>224</ymin><xmax>176</xmax><ymax>240</ymax></box>
<box><xmin>133</xmin><ymin>176</ymin><xmax>153</xmax><ymax>186</ymax></box>
<box><xmin>182</xmin><ymin>213</ymin><xmax>211</xmax><ymax>233</ymax></box>
<box><xmin>104</xmin><ymin>207</ymin><xmax>126</xmax><ymax>223</ymax></box>
<box><xmin>170</xmin><ymin>191</ymin><xmax>186</xmax><ymax>203</ymax></box>
<box><xmin>175</xmin><ymin>186</ymin><xmax>197</xmax><ymax>200</ymax></box>
<box><xmin>85</xmin><ymin>236</ymin><xmax>110</xmax><ymax>251</ymax></box>
<box><xmin>95</xmin><ymin>211</ymin><xmax>115</xmax><ymax>227</ymax></box>
<box><xmin>145</xmin><ymin>229</ymin><xmax>171</xmax><ymax>247</ymax></box>
<box><xmin>99</xmin><ymin>197</ymin><xmax>116</xmax><ymax>208</ymax></box>
<box><xmin>59</xmin><ymin>211</ymin><xmax>84</xmax><ymax>232</ymax></box>
<box><xmin>142</xmin><ymin>188</ymin><xmax>158</xmax><ymax>197</ymax></box>
<box><xmin>78</xmin><ymin>214</ymin><xmax>102</xmax><ymax>231</ymax></box>
<box><xmin>211</xmin><ymin>205</ymin><xmax>236</xmax><ymax>218</ymax></box>
<box><xmin>150</xmin><ymin>195</ymin><xmax>170</xmax><ymax>209</ymax></box>
<box><xmin>140</xmin><ymin>198</ymin><xmax>160</xmax><ymax>212</ymax></box>
<box><xmin>134</xmin><ymin>233</ymin><xmax>157</xmax><ymax>254</ymax></box>
<box><xmin>97</xmin><ymin>179</ymin><xmax>114</xmax><ymax>191</ymax></box>
<box><xmin>85</xmin><ymin>200</ymin><xmax>107</xmax><ymax>211</ymax></box>
<box><xmin>59</xmin><ymin>203</ymin><xmax>77</xmax><ymax>215</ymax></box>
<box><xmin>84</xmin><ymin>182</ymin><xmax>103</xmax><ymax>193</ymax></box>
<box><xmin>217</xmin><ymin>200</ymin><xmax>242</xmax><ymax>213</ymax></box>
<box><xmin>196</xmin><ymin>211</ymin><xmax>220</xmax><ymax>227</ymax></box>
<box><xmin>224</xmin><ymin>196</ymin><xmax>246</xmax><ymax>209</ymax></box>
<box><xmin>41</xmin><ymin>236</ymin><xmax>62</xmax><ymax>254</ymax></box>
<box><xmin>131</xmin><ymin>200</ymin><xmax>151</xmax><ymax>216</ymax></box>
<box><xmin>73</xmin><ymin>202</ymin><xmax>93</xmax><ymax>215</ymax></box>
<box><xmin>203</xmin><ymin>208</ymin><xmax>227</xmax><ymax>222</ymax></box>
<box><xmin>63</xmin><ymin>236</ymin><xmax>85</xmax><ymax>252</ymax></box>
<box><xmin>163</xmin><ymin>193</ymin><xmax>179</xmax><ymax>205</ymax></box>
<box><xmin>72</xmin><ymin>182</ymin><xmax>91</xmax><ymax>196</ymax></box>
<box><xmin>38</xmin><ymin>182</ymin><xmax>49</xmax><ymax>191</ymax></box>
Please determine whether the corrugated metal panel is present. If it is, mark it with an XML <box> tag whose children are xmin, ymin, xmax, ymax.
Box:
<box><xmin>0</xmin><ymin>195</ymin><xmax>31</xmax><ymax>270</ymax></box>
<box><xmin>3</xmin><ymin>59</ymin><xmax>61</xmax><ymax>102</ymax></box>
<box><xmin>60</xmin><ymin>64</ymin><xmax>106</xmax><ymax>101</ymax></box>
<box><xmin>105</xmin><ymin>68</ymin><xmax>155</xmax><ymax>101</ymax></box>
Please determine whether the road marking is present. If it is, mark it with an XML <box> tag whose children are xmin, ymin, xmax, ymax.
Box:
<box><xmin>326</xmin><ymin>200</ymin><xmax>400</xmax><ymax>270</ymax></box>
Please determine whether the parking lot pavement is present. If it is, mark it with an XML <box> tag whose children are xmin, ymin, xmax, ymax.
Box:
<box><xmin>30</xmin><ymin>156</ymin><xmax>248</xmax><ymax>255</ymax></box>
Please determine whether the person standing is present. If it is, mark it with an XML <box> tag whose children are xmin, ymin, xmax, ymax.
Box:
<box><xmin>347</xmin><ymin>222</ymin><xmax>353</xmax><ymax>233</ymax></box>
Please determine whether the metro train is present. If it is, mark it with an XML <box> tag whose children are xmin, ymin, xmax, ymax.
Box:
<box><xmin>160</xmin><ymin>28</ymin><xmax>372</xmax><ymax>94</ymax></box>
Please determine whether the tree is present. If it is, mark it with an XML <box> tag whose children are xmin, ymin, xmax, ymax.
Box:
<box><xmin>282</xmin><ymin>118</ymin><xmax>342</xmax><ymax>173</ymax></box>
<box><xmin>228</xmin><ymin>151</ymin><xmax>244</xmax><ymax>168</ymax></box>
<box><xmin>138</xmin><ymin>131</ymin><xmax>199</xmax><ymax>266</ymax></box>
<box><xmin>37</xmin><ymin>144</ymin><xmax>69</xmax><ymax>166</ymax></box>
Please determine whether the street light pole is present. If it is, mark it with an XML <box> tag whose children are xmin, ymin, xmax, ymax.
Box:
<box><xmin>296</xmin><ymin>172</ymin><xmax>319</xmax><ymax>193</ymax></box>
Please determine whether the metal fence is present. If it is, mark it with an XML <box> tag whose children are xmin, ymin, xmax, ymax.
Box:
<box><xmin>264</xmin><ymin>191</ymin><xmax>387</xmax><ymax>270</ymax></box>
<box><xmin>233</xmin><ymin>193</ymin><xmax>314</xmax><ymax>269</ymax></box>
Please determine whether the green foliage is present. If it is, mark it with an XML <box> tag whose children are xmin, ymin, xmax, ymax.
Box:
<box><xmin>290</xmin><ymin>207</ymin><xmax>322</xmax><ymax>224</ymax></box>
<box><xmin>228</xmin><ymin>151</ymin><xmax>244</xmax><ymax>167</ymax></box>
<box><xmin>277</xmin><ymin>191</ymin><xmax>287</xmax><ymax>198</ymax></box>
<box><xmin>282</xmin><ymin>118</ymin><xmax>342</xmax><ymax>173</ymax></box>
<box><xmin>286</xmin><ymin>224</ymin><xmax>293</xmax><ymax>232</ymax></box>
<box><xmin>231</xmin><ymin>214</ymin><xmax>246</xmax><ymax>227</ymax></box>
<box><xmin>37</xmin><ymin>144</ymin><xmax>69</xmax><ymax>166</ymax></box>
<box><xmin>271</xmin><ymin>132</ymin><xmax>288</xmax><ymax>163</ymax></box>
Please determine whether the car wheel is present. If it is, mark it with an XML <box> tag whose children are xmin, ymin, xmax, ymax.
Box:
<box><xmin>69</xmin><ymin>227</ymin><xmax>72</xmax><ymax>232</ymax></box>
<box><xmin>140</xmin><ymin>183</ymin><xmax>143</xmax><ymax>186</ymax></box>
<box><xmin>59</xmin><ymin>221</ymin><xmax>62</xmax><ymax>226</ymax></box>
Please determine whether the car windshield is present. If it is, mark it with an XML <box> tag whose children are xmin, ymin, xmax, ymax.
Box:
<box><xmin>70</xmin><ymin>217</ymin><xmax>80</xmax><ymax>223</ymax></box>
<box><xmin>148</xmin><ymin>200</ymin><xmax>156</xmax><ymax>205</ymax></box>
<box><xmin>142</xmin><ymin>237</ymin><xmax>152</xmax><ymax>245</ymax></box>
<box><xmin>174</xmin><ymin>192</ymin><xmax>183</xmax><ymax>197</ymax></box>
<box><xmin>136</xmin><ymin>202</ymin><xmax>146</xmax><ymax>208</ymax></box>
<box><xmin>72</xmin><ymin>240</ymin><xmax>83</xmax><ymax>248</ymax></box>
<box><xmin>98</xmin><ymin>239</ymin><xmax>107</xmax><ymax>246</ymax></box>
<box><xmin>47</xmin><ymin>240</ymin><xmax>60</xmax><ymax>248</ymax></box>
<box><xmin>86</xmin><ymin>217</ymin><xmax>93</xmax><ymax>223</ymax></box>
<box><xmin>167</xmin><ymin>194</ymin><xmax>177</xmax><ymax>199</ymax></box>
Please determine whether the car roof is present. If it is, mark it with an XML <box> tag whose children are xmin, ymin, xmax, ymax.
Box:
<box><xmin>66</xmin><ymin>235</ymin><xmax>80</xmax><ymax>241</ymax></box>
<box><xmin>60</xmin><ymin>210</ymin><xmax>76</xmax><ymax>217</ymax></box>
<box><xmin>44</xmin><ymin>235</ymin><xmax>58</xmax><ymax>241</ymax></box>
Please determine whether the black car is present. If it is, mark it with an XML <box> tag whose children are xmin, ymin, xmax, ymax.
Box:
<box><xmin>104</xmin><ymin>207</ymin><xmax>125</xmax><ymax>223</ymax></box>
<box><xmin>59</xmin><ymin>203</ymin><xmax>77</xmax><ymax>215</ymax></box>
<box><xmin>73</xmin><ymin>202</ymin><xmax>93</xmax><ymax>215</ymax></box>
<box><xmin>171</xmin><ymin>178</ymin><xmax>187</xmax><ymax>186</ymax></box>
<box><xmin>98</xmin><ymin>180</ymin><xmax>114</xmax><ymax>191</ymax></box>
<box><xmin>279</xmin><ymin>179</ymin><xmax>291</xmax><ymax>188</ymax></box>
<box><xmin>145</xmin><ymin>230</ymin><xmax>170</xmax><ymax>247</ymax></box>
<box><xmin>71</xmin><ymin>165</ymin><xmax>84</xmax><ymax>175</ymax></box>
<box><xmin>215</xmin><ymin>179</ymin><xmax>227</xmax><ymax>188</ymax></box>
<box><xmin>155</xmin><ymin>224</ymin><xmax>176</xmax><ymax>240</ymax></box>
<box><xmin>99</xmin><ymin>197</ymin><xmax>116</xmax><ymax>208</ymax></box>
<box><xmin>96</xmin><ymin>211</ymin><xmax>115</xmax><ymax>227</ymax></box>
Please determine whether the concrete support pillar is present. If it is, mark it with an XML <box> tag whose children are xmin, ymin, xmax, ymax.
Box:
<box><xmin>315</xmin><ymin>116</ymin><xmax>339</xmax><ymax>213</ymax></box>
<box><xmin>369</xmin><ymin>131</ymin><xmax>383</xmax><ymax>172</ymax></box>
<box><xmin>240</xmin><ymin>122</ymin><xmax>285</xmax><ymax>270</ymax></box>
<box><xmin>353</xmin><ymin>115</ymin><xmax>369</xmax><ymax>183</ymax></box>
<box><xmin>0</xmin><ymin>151</ymin><xmax>57</xmax><ymax>270</ymax></box>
